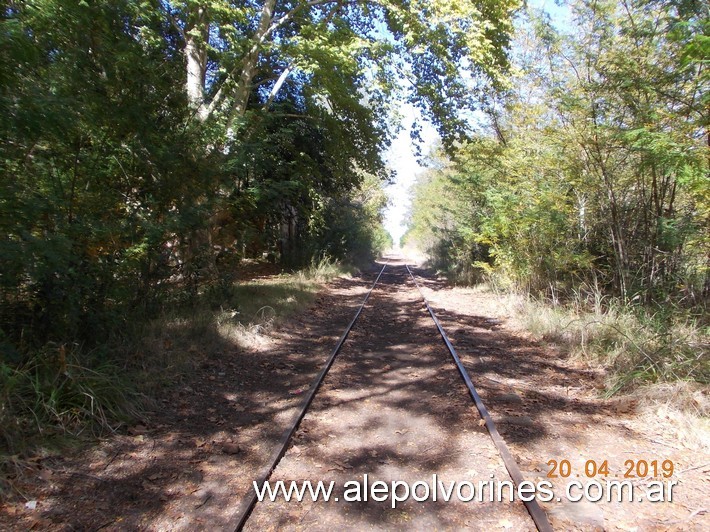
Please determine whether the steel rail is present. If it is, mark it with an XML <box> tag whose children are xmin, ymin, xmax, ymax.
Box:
<box><xmin>406</xmin><ymin>264</ymin><xmax>553</xmax><ymax>532</ymax></box>
<box><xmin>231</xmin><ymin>261</ymin><xmax>388</xmax><ymax>531</ymax></box>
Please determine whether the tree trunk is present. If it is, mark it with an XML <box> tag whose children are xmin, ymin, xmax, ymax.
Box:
<box><xmin>185</xmin><ymin>32</ymin><xmax>208</xmax><ymax>120</ymax></box>
<box><xmin>229</xmin><ymin>0</ymin><xmax>277</xmax><ymax>121</ymax></box>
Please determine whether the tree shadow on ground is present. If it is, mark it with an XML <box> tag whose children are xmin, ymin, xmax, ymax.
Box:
<box><xmin>7</xmin><ymin>261</ymin><xmax>637</xmax><ymax>530</ymax></box>
<box><xmin>243</xmin><ymin>263</ymin><xmax>633</xmax><ymax>529</ymax></box>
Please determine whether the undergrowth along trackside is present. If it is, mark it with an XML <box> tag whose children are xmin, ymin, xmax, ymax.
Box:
<box><xmin>0</xmin><ymin>345</ymin><xmax>141</xmax><ymax>447</ymax></box>
<box><xmin>0</xmin><ymin>258</ymin><xmax>349</xmax><ymax>493</ymax></box>
<box><xmin>506</xmin><ymin>289</ymin><xmax>709</xmax><ymax>402</ymax></box>
<box><xmin>135</xmin><ymin>256</ymin><xmax>349</xmax><ymax>390</ymax></box>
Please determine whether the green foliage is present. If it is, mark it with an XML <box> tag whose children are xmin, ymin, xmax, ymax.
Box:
<box><xmin>5</xmin><ymin>0</ymin><xmax>465</xmax><ymax>460</ymax></box>
<box><xmin>0</xmin><ymin>344</ymin><xmax>140</xmax><ymax>455</ymax></box>
<box><xmin>406</xmin><ymin>0</ymin><xmax>708</xmax><ymax>389</ymax></box>
<box><xmin>166</xmin><ymin>0</ymin><xmax>519</xmax><ymax>142</ymax></box>
<box><xmin>307</xmin><ymin>172</ymin><xmax>392</xmax><ymax>266</ymax></box>
<box><xmin>0</xmin><ymin>0</ymin><xmax>402</xmax><ymax>353</ymax></box>
<box><xmin>408</xmin><ymin>0</ymin><xmax>709</xmax><ymax>303</ymax></box>
<box><xmin>1</xmin><ymin>0</ymin><xmax>197</xmax><ymax>347</ymax></box>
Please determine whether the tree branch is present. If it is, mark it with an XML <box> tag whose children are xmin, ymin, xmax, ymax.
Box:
<box><xmin>159</xmin><ymin>3</ymin><xmax>186</xmax><ymax>41</ymax></box>
<box><xmin>263</xmin><ymin>65</ymin><xmax>293</xmax><ymax>110</ymax></box>
<box><xmin>199</xmin><ymin>0</ymin><xmax>353</xmax><ymax>123</ymax></box>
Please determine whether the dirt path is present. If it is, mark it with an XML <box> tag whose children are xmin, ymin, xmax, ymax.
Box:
<box><xmin>415</xmin><ymin>270</ymin><xmax>710</xmax><ymax>531</ymax></box>
<box><xmin>245</xmin><ymin>265</ymin><xmax>533</xmax><ymax>530</ymax></box>
<box><xmin>0</xmin><ymin>267</ymin><xmax>382</xmax><ymax>530</ymax></box>
<box><xmin>2</xmin><ymin>258</ymin><xmax>708</xmax><ymax>530</ymax></box>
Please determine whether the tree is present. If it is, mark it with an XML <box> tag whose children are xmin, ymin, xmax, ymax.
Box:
<box><xmin>406</xmin><ymin>0</ymin><xmax>709</xmax><ymax>303</ymax></box>
<box><xmin>1</xmin><ymin>0</ymin><xmax>203</xmax><ymax>343</ymax></box>
<box><xmin>160</xmin><ymin>0</ymin><xmax>520</xmax><ymax>143</ymax></box>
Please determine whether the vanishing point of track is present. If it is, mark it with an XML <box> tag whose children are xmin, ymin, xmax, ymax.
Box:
<box><xmin>232</xmin><ymin>257</ymin><xmax>553</xmax><ymax>531</ymax></box>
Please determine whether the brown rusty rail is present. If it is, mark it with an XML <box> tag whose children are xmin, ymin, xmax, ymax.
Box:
<box><xmin>230</xmin><ymin>261</ymin><xmax>388</xmax><ymax>530</ymax></box>
<box><xmin>232</xmin><ymin>261</ymin><xmax>552</xmax><ymax>531</ymax></box>
<box><xmin>405</xmin><ymin>264</ymin><xmax>553</xmax><ymax>532</ymax></box>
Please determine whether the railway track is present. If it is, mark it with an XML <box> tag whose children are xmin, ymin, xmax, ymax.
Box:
<box><xmin>232</xmin><ymin>257</ymin><xmax>553</xmax><ymax>531</ymax></box>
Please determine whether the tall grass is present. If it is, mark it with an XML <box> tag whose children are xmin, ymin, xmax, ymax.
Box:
<box><xmin>0</xmin><ymin>343</ymin><xmax>142</xmax><ymax>482</ymax></box>
<box><xmin>509</xmin><ymin>288</ymin><xmax>709</xmax><ymax>397</ymax></box>
<box><xmin>1</xmin><ymin>257</ymin><xmax>349</xmax><ymax>492</ymax></box>
<box><xmin>297</xmin><ymin>254</ymin><xmax>352</xmax><ymax>283</ymax></box>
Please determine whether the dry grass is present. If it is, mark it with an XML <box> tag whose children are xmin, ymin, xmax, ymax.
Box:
<box><xmin>493</xmin><ymin>288</ymin><xmax>709</xmax><ymax>409</ymax></box>
<box><xmin>134</xmin><ymin>257</ymin><xmax>350</xmax><ymax>389</ymax></box>
<box><xmin>634</xmin><ymin>382</ymin><xmax>710</xmax><ymax>452</ymax></box>
<box><xmin>469</xmin><ymin>285</ymin><xmax>710</xmax><ymax>452</ymax></box>
<box><xmin>1</xmin><ymin>258</ymin><xmax>350</xmax><ymax>494</ymax></box>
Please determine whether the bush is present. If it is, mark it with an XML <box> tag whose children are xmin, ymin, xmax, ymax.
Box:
<box><xmin>513</xmin><ymin>292</ymin><xmax>709</xmax><ymax>394</ymax></box>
